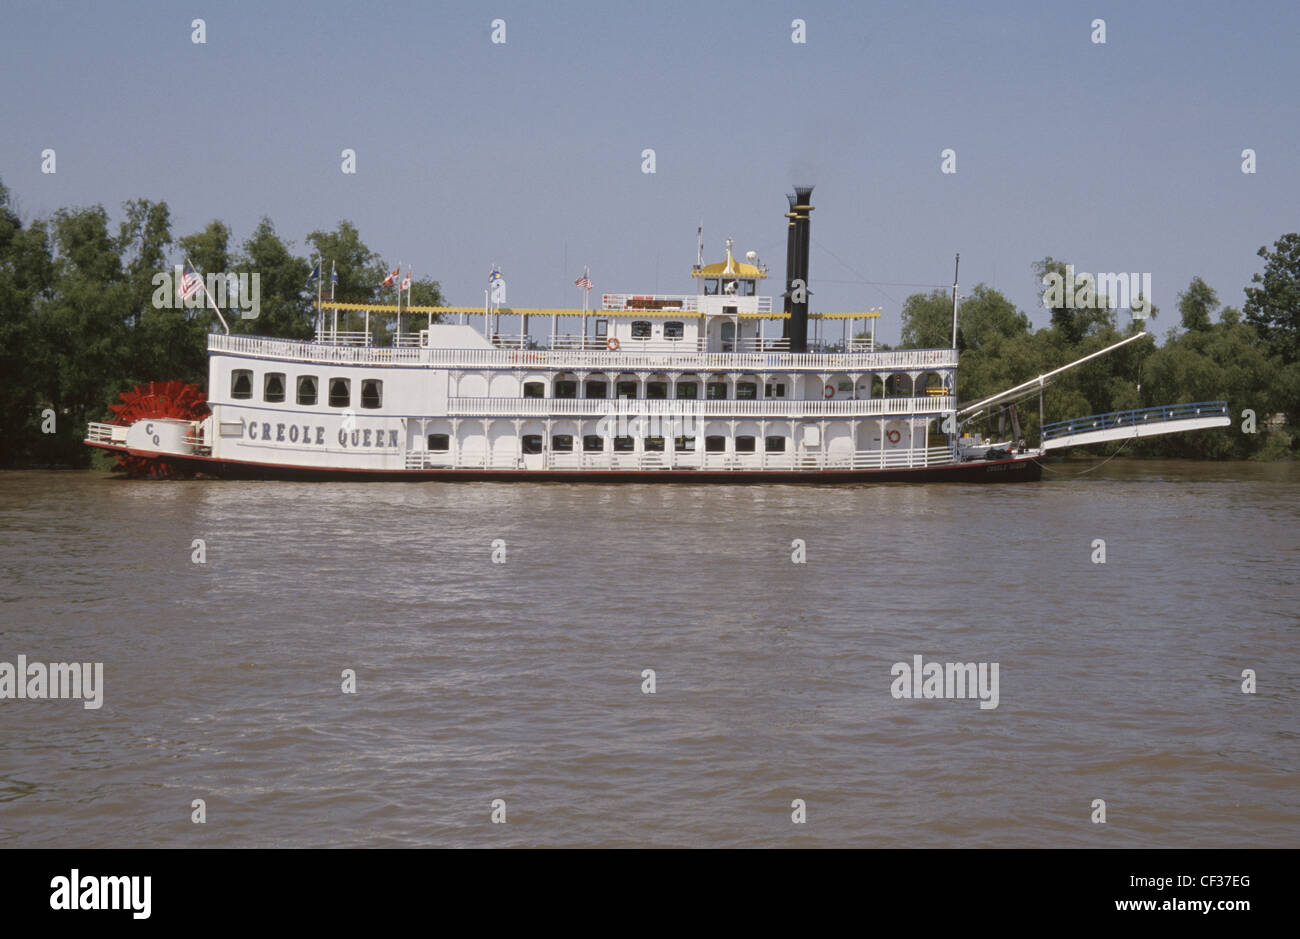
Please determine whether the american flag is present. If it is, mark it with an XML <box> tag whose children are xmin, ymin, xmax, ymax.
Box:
<box><xmin>574</xmin><ymin>268</ymin><xmax>592</xmax><ymax>291</ymax></box>
<box><xmin>179</xmin><ymin>262</ymin><xmax>204</xmax><ymax>300</ymax></box>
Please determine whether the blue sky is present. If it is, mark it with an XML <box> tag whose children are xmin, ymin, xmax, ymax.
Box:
<box><xmin>2</xmin><ymin>0</ymin><xmax>1297</xmax><ymax>343</ymax></box>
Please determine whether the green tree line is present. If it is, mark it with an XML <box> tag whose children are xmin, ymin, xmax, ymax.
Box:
<box><xmin>0</xmin><ymin>177</ymin><xmax>443</xmax><ymax>466</ymax></box>
<box><xmin>891</xmin><ymin>244</ymin><xmax>1299</xmax><ymax>459</ymax></box>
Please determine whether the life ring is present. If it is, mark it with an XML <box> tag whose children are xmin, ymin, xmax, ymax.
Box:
<box><xmin>886</xmin><ymin>429</ymin><xmax>902</xmax><ymax>444</ymax></box>
<box><xmin>823</xmin><ymin>384</ymin><xmax>834</xmax><ymax>398</ymax></box>
<box><xmin>606</xmin><ymin>337</ymin><xmax>620</xmax><ymax>351</ymax></box>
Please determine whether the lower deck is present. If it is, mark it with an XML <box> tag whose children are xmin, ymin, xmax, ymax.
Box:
<box><xmin>86</xmin><ymin>442</ymin><xmax>1043</xmax><ymax>484</ymax></box>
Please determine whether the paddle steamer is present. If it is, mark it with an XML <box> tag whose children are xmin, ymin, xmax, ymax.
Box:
<box><xmin>84</xmin><ymin>187</ymin><xmax>1229</xmax><ymax>482</ymax></box>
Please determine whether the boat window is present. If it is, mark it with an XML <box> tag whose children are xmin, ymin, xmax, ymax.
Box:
<box><xmin>328</xmin><ymin>377</ymin><xmax>350</xmax><ymax>408</ymax></box>
<box><xmin>585</xmin><ymin>380</ymin><xmax>608</xmax><ymax>399</ymax></box>
<box><xmin>552</xmin><ymin>434</ymin><xmax>574</xmax><ymax>452</ymax></box>
<box><xmin>360</xmin><ymin>379</ymin><xmax>383</xmax><ymax>409</ymax></box>
<box><xmin>676</xmin><ymin>382</ymin><xmax>698</xmax><ymax>399</ymax></box>
<box><xmin>555</xmin><ymin>380</ymin><xmax>577</xmax><ymax>399</ymax></box>
<box><xmin>616</xmin><ymin>381</ymin><xmax>638</xmax><ymax>399</ymax></box>
<box><xmin>582</xmin><ymin>434</ymin><xmax>603</xmax><ymax>452</ymax></box>
<box><xmin>631</xmin><ymin>321</ymin><xmax>652</xmax><ymax>339</ymax></box>
<box><xmin>735</xmin><ymin>436</ymin><xmax>757</xmax><ymax>453</ymax></box>
<box><xmin>735</xmin><ymin>382</ymin><xmax>758</xmax><ymax>400</ymax></box>
<box><xmin>764</xmin><ymin>382</ymin><xmax>787</xmax><ymax>399</ymax></box>
<box><xmin>521</xmin><ymin>435</ymin><xmax>543</xmax><ymax>454</ymax></box>
<box><xmin>297</xmin><ymin>375</ymin><xmax>318</xmax><ymax>406</ymax></box>
<box><xmin>765</xmin><ymin>435</ymin><xmax>786</xmax><ymax>452</ymax></box>
<box><xmin>264</xmin><ymin>372</ymin><xmax>286</xmax><ymax>403</ymax></box>
<box><xmin>645</xmin><ymin>436</ymin><xmax>665</xmax><ymax>452</ymax></box>
<box><xmin>613</xmin><ymin>436</ymin><xmax>635</xmax><ymax>452</ymax></box>
<box><xmin>523</xmin><ymin>381</ymin><xmax>545</xmax><ymax>399</ymax></box>
<box><xmin>231</xmin><ymin>369</ymin><xmax>253</xmax><ymax>400</ymax></box>
<box><xmin>427</xmin><ymin>434</ymin><xmax>449</xmax><ymax>451</ymax></box>
<box><xmin>775</xmin><ymin>383</ymin><xmax>786</xmax><ymax>398</ymax></box>
<box><xmin>739</xmin><ymin>279</ymin><xmax>756</xmax><ymax>297</ymax></box>
<box><xmin>663</xmin><ymin>321</ymin><xmax>684</xmax><ymax>339</ymax></box>
<box><xmin>705</xmin><ymin>435</ymin><xmax>726</xmax><ymax>452</ymax></box>
<box><xmin>704</xmin><ymin>279</ymin><xmax>719</xmax><ymax>296</ymax></box>
<box><xmin>706</xmin><ymin>381</ymin><xmax>727</xmax><ymax>400</ymax></box>
<box><xmin>674</xmin><ymin>436</ymin><xmax>695</xmax><ymax>452</ymax></box>
<box><xmin>646</xmin><ymin>381</ymin><xmax>668</xmax><ymax>399</ymax></box>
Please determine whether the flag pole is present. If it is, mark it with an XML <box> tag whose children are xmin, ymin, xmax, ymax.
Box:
<box><xmin>315</xmin><ymin>255</ymin><xmax>323</xmax><ymax>340</ymax></box>
<box><xmin>328</xmin><ymin>259</ymin><xmax>336</xmax><ymax>345</ymax></box>
<box><xmin>187</xmin><ymin>255</ymin><xmax>230</xmax><ymax>334</ymax></box>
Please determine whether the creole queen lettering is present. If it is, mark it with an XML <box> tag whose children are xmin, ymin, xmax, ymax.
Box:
<box><xmin>337</xmin><ymin>427</ymin><xmax>400</xmax><ymax>448</ymax></box>
<box><xmin>243</xmin><ymin>421</ymin><xmax>397</xmax><ymax>448</ymax></box>
<box><xmin>248</xmin><ymin>421</ymin><xmax>326</xmax><ymax>445</ymax></box>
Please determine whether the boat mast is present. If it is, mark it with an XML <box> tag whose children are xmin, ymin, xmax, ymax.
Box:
<box><xmin>950</xmin><ymin>253</ymin><xmax>960</xmax><ymax>349</ymax></box>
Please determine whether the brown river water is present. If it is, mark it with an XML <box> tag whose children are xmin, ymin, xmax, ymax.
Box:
<box><xmin>0</xmin><ymin>460</ymin><xmax>1296</xmax><ymax>847</ymax></box>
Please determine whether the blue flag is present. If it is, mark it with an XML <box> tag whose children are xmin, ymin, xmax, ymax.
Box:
<box><xmin>330</xmin><ymin>262</ymin><xmax>338</xmax><ymax>286</ymax></box>
<box><xmin>306</xmin><ymin>261</ymin><xmax>321</xmax><ymax>287</ymax></box>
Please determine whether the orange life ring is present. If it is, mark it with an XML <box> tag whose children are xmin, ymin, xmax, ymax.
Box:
<box><xmin>886</xmin><ymin>429</ymin><xmax>902</xmax><ymax>444</ymax></box>
<box><xmin>823</xmin><ymin>384</ymin><xmax>834</xmax><ymax>398</ymax></box>
<box><xmin>606</xmin><ymin>337</ymin><xmax>620</xmax><ymax>351</ymax></box>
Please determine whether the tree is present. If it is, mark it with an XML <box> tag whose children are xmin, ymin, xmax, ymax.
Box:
<box><xmin>955</xmin><ymin>284</ymin><xmax>1029</xmax><ymax>351</ymax></box>
<box><xmin>1243</xmin><ymin>233</ymin><xmax>1300</xmax><ymax>364</ymax></box>
<box><xmin>1033</xmin><ymin>256</ymin><xmax>1081</xmax><ymax>344</ymax></box>
<box><xmin>1177</xmin><ymin>276</ymin><xmax>1218</xmax><ymax>332</ymax></box>
<box><xmin>0</xmin><ymin>179</ymin><xmax>55</xmax><ymax>465</ymax></box>
<box><xmin>305</xmin><ymin>220</ymin><xmax>390</xmax><ymax>338</ymax></box>
<box><xmin>178</xmin><ymin>220</ymin><xmax>231</xmax><ymax>279</ymax></box>
<box><xmin>234</xmin><ymin>218</ymin><xmax>312</xmax><ymax>339</ymax></box>
<box><xmin>898</xmin><ymin>288</ymin><xmax>955</xmax><ymax>349</ymax></box>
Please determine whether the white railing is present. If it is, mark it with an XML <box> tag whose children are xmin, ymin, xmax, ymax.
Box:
<box><xmin>85</xmin><ymin>422</ymin><xmax>124</xmax><ymax>445</ymax></box>
<box><xmin>210</xmin><ymin>334</ymin><xmax>958</xmax><ymax>373</ymax></box>
<box><xmin>549</xmin><ymin>335</ymin><xmax>613</xmax><ymax>351</ymax></box>
<box><xmin>402</xmin><ymin>444</ymin><xmax>957</xmax><ymax>473</ymax></box>
<box><xmin>313</xmin><ymin>329</ymin><xmax>372</xmax><ymax>346</ymax></box>
<box><xmin>445</xmin><ymin>396</ymin><xmax>955</xmax><ymax>417</ymax></box>
<box><xmin>731</xmin><ymin>337</ymin><xmax>790</xmax><ymax>353</ymax></box>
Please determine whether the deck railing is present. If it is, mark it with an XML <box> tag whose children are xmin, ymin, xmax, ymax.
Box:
<box><xmin>403</xmin><ymin>444</ymin><xmax>956</xmax><ymax>472</ymax></box>
<box><xmin>445</xmin><ymin>396</ymin><xmax>954</xmax><ymax>418</ymax></box>
<box><xmin>210</xmin><ymin>334</ymin><xmax>957</xmax><ymax>372</ymax></box>
<box><xmin>1041</xmin><ymin>401</ymin><xmax>1229</xmax><ymax>441</ymax></box>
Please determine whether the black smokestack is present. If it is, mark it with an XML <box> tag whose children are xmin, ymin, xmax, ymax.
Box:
<box><xmin>784</xmin><ymin>185</ymin><xmax>814</xmax><ymax>353</ymax></box>
<box><xmin>782</xmin><ymin>193</ymin><xmax>797</xmax><ymax>341</ymax></box>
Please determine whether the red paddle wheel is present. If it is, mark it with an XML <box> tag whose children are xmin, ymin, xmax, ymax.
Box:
<box><xmin>106</xmin><ymin>380</ymin><xmax>209</xmax><ymax>478</ymax></box>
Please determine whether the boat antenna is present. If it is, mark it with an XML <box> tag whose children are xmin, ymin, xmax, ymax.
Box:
<box><xmin>950</xmin><ymin>252</ymin><xmax>960</xmax><ymax>349</ymax></box>
<box><xmin>696</xmin><ymin>220</ymin><xmax>704</xmax><ymax>271</ymax></box>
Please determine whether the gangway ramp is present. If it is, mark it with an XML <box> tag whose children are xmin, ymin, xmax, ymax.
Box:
<box><xmin>1041</xmin><ymin>401</ymin><xmax>1230</xmax><ymax>450</ymax></box>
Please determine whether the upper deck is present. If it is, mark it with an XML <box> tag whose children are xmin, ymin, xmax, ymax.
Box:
<box><xmin>209</xmin><ymin>333</ymin><xmax>959</xmax><ymax>373</ymax></box>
